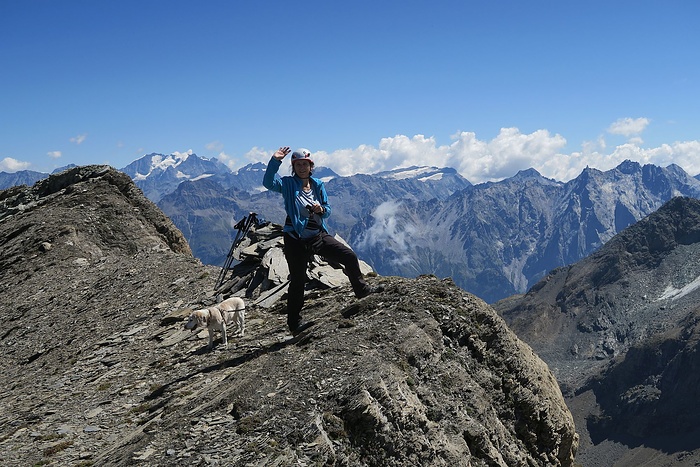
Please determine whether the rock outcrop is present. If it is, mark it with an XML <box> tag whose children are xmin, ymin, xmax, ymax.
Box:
<box><xmin>0</xmin><ymin>166</ymin><xmax>578</xmax><ymax>466</ymax></box>
<box><xmin>214</xmin><ymin>218</ymin><xmax>374</xmax><ymax>308</ymax></box>
<box><xmin>0</xmin><ymin>164</ymin><xmax>192</xmax><ymax>256</ymax></box>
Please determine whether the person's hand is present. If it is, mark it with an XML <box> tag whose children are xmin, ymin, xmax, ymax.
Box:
<box><xmin>309</xmin><ymin>203</ymin><xmax>324</xmax><ymax>214</ymax></box>
<box><xmin>273</xmin><ymin>146</ymin><xmax>291</xmax><ymax>161</ymax></box>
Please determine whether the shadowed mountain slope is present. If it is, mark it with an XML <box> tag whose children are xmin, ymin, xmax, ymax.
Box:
<box><xmin>495</xmin><ymin>196</ymin><xmax>700</xmax><ymax>466</ymax></box>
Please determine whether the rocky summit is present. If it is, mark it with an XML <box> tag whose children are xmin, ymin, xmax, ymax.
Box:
<box><xmin>0</xmin><ymin>166</ymin><xmax>577</xmax><ymax>466</ymax></box>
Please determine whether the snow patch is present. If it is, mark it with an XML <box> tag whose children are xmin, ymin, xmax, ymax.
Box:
<box><xmin>381</xmin><ymin>167</ymin><xmax>436</xmax><ymax>180</ymax></box>
<box><xmin>135</xmin><ymin>151</ymin><xmax>194</xmax><ymax>179</ymax></box>
<box><xmin>658</xmin><ymin>274</ymin><xmax>700</xmax><ymax>301</ymax></box>
<box><xmin>153</xmin><ymin>151</ymin><xmax>193</xmax><ymax>171</ymax></box>
<box><xmin>418</xmin><ymin>173</ymin><xmax>444</xmax><ymax>182</ymax></box>
<box><xmin>191</xmin><ymin>173</ymin><xmax>214</xmax><ymax>181</ymax></box>
<box><xmin>151</xmin><ymin>154</ymin><xmax>180</xmax><ymax>172</ymax></box>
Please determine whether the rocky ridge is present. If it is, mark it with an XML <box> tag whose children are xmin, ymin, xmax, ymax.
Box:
<box><xmin>0</xmin><ymin>166</ymin><xmax>577</xmax><ymax>466</ymax></box>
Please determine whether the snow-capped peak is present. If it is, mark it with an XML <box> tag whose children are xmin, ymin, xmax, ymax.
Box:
<box><xmin>151</xmin><ymin>150</ymin><xmax>193</xmax><ymax>171</ymax></box>
<box><xmin>132</xmin><ymin>150</ymin><xmax>194</xmax><ymax>180</ymax></box>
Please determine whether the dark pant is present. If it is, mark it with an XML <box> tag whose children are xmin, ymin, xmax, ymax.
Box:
<box><xmin>283</xmin><ymin>232</ymin><xmax>368</xmax><ymax>327</ymax></box>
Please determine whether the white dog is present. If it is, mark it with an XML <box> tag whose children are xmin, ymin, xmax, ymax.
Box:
<box><xmin>184</xmin><ymin>297</ymin><xmax>245</xmax><ymax>349</ymax></box>
<box><xmin>217</xmin><ymin>296</ymin><xmax>245</xmax><ymax>338</ymax></box>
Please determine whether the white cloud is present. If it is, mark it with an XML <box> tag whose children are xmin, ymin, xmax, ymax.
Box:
<box><xmin>205</xmin><ymin>140</ymin><xmax>224</xmax><ymax>152</ymax></box>
<box><xmin>310</xmin><ymin>128</ymin><xmax>568</xmax><ymax>183</ymax></box>
<box><xmin>357</xmin><ymin>200</ymin><xmax>417</xmax><ymax>266</ymax></box>
<box><xmin>47</xmin><ymin>151</ymin><xmax>62</xmax><ymax>159</ymax></box>
<box><xmin>70</xmin><ymin>133</ymin><xmax>87</xmax><ymax>145</ymax></box>
<box><xmin>206</xmin><ymin>147</ymin><xmax>266</xmax><ymax>172</ymax></box>
<box><xmin>0</xmin><ymin>157</ymin><xmax>32</xmax><ymax>172</ymax></box>
<box><xmin>539</xmin><ymin>139</ymin><xmax>700</xmax><ymax>181</ymax></box>
<box><xmin>218</xmin><ymin>151</ymin><xmax>241</xmax><ymax>169</ymax></box>
<box><xmin>240</xmin><ymin>118</ymin><xmax>700</xmax><ymax>183</ymax></box>
<box><xmin>216</xmin><ymin>151</ymin><xmax>234</xmax><ymax>167</ymax></box>
<box><xmin>244</xmin><ymin>146</ymin><xmax>275</xmax><ymax>165</ymax></box>
<box><xmin>607</xmin><ymin>117</ymin><xmax>650</xmax><ymax>137</ymax></box>
<box><xmin>451</xmin><ymin>128</ymin><xmax>568</xmax><ymax>181</ymax></box>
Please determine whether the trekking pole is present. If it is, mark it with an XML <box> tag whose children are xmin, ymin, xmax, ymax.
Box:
<box><xmin>215</xmin><ymin>212</ymin><xmax>259</xmax><ymax>289</ymax></box>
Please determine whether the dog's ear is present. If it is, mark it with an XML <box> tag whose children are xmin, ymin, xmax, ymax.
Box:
<box><xmin>195</xmin><ymin>310</ymin><xmax>208</xmax><ymax>326</ymax></box>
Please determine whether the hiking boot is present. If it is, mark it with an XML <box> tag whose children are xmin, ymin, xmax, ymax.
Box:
<box><xmin>291</xmin><ymin>320</ymin><xmax>315</xmax><ymax>336</ymax></box>
<box><xmin>287</xmin><ymin>312</ymin><xmax>302</xmax><ymax>333</ymax></box>
<box><xmin>355</xmin><ymin>284</ymin><xmax>384</xmax><ymax>299</ymax></box>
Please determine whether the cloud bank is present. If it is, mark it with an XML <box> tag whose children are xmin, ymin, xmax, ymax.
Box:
<box><xmin>0</xmin><ymin>157</ymin><xmax>32</xmax><ymax>172</ymax></box>
<box><xmin>4</xmin><ymin>118</ymin><xmax>699</xmax><ymax>180</ymax></box>
<box><xmin>248</xmin><ymin>122</ymin><xmax>699</xmax><ymax>184</ymax></box>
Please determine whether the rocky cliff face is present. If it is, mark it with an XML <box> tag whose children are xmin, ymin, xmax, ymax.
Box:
<box><xmin>0</xmin><ymin>166</ymin><xmax>577</xmax><ymax>466</ymax></box>
<box><xmin>583</xmin><ymin>306</ymin><xmax>700</xmax><ymax>450</ymax></box>
<box><xmin>495</xmin><ymin>197</ymin><xmax>700</xmax><ymax>466</ymax></box>
<box><xmin>0</xmin><ymin>165</ymin><xmax>192</xmax><ymax>256</ymax></box>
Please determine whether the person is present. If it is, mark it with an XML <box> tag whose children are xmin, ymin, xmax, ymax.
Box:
<box><xmin>263</xmin><ymin>146</ymin><xmax>383</xmax><ymax>334</ymax></box>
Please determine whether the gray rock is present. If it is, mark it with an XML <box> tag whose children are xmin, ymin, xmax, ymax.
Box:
<box><xmin>0</xmin><ymin>165</ymin><xmax>578</xmax><ymax>466</ymax></box>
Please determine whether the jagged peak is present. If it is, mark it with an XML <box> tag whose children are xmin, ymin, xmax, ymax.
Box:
<box><xmin>511</xmin><ymin>168</ymin><xmax>561</xmax><ymax>185</ymax></box>
<box><xmin>235</xmin><ymin>162</ymin><xmax>267</xmax><ymax>174</ymax></box>
<box><xmin>663</xmin><ymin>162</ymin><xmax>693</xmax><ymax>179</ymax></box>
<box><xmin>581</xmin><ymin>165</ymin><xmax>603</xmax><ymax>176</ymax></box>
<box><xmin>615</xmin><ymin>159</ymin><xmax>642</xmax><ymax>174</ymax></box>
<box><xmin>513</xmin><ymin>167</ymin><xmax>543</xmax><ymax>178</ymax></box>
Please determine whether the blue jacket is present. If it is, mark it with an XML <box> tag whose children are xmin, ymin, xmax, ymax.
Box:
<box><xmin>263</xmin><ymin>157</ymin><xmax>332</xmax><ymax>236</ymax></box>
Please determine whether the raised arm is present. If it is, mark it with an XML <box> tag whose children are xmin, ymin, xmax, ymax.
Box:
<box><xmin>262</xmin><ymin>146</ymin><xmax>291</xmax><ymax>192</ymax></box>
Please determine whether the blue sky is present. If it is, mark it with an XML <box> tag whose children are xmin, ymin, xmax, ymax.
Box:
<box><xmin>2</xmin><ymin>0</ymin><xmax>699</xmax><ymax>183</ymax></box>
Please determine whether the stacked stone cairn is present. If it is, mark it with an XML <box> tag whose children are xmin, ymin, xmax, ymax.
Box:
<box><xmin>215</xmin><ymin>222</ymin><xmax>374</xmax><ymax>308</ymax></box>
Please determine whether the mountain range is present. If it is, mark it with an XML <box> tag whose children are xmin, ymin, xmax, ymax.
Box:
<box><xmin>127</xmin><ymin>152</ymin><xmax>700</xmax><ymax>303</ymax></box>
<box><xmin>4</xmin><ymin>153</ymin><xmax>700</xmax><ymax>303</ymax></box>
<box><xmin>359</xmin><ymin>161</ymin><xmax>700</xmax><ymax>302</ymax></box>
<box><xmin>494</xmin><ymin>196</ymin><xmax>700</xmax><ymax>466</ymax></box>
